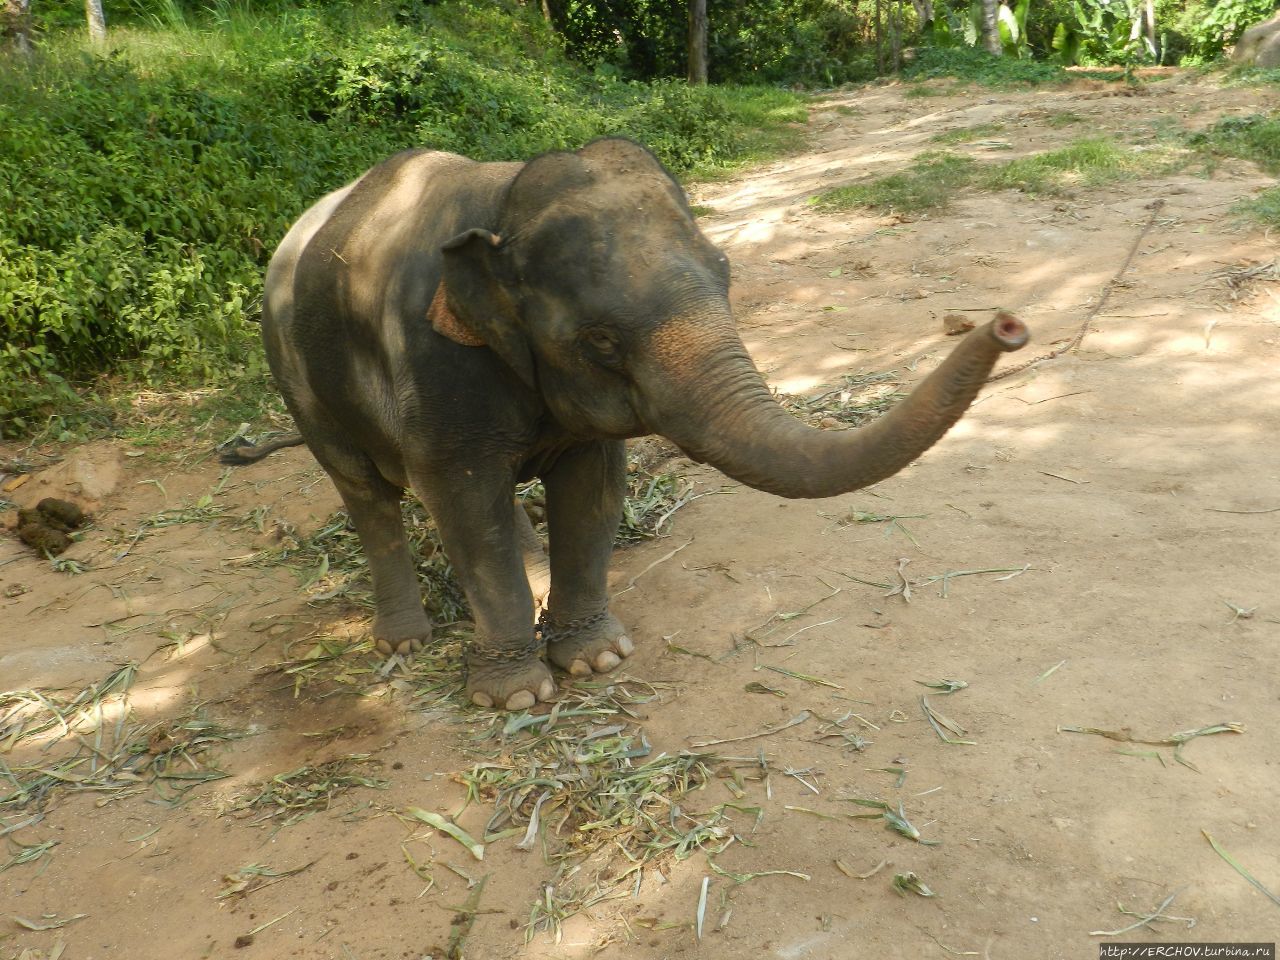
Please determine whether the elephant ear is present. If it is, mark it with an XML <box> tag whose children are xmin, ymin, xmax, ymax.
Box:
<box><xmin>438</xmin><ymin>228</ymin><xmax>536</xmax><ymax>389</ymax></box>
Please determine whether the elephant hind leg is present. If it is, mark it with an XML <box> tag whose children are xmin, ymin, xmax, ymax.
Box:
<box><xmin>515</xmin><ymin>499</ymin><xmax>551</xmax><ymax>613</ymax></box>
<box><xmin>338</xmin><ymin>478</ymin><xmax>433</xmax><ymax>656</ymax></box>
<box><xmin>304</xmin><ymin>436</ymin><xmax>432</xmax><ymax>655</ymax></box>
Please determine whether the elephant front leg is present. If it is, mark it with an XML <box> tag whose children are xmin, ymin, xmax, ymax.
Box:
<box><xmin>417</xmin><ymin>476</ymin><xmax>555</xmax><ymax>710</ymax></box>
<box><xmin>542</xmin><ymin>441</ymin><xmax>634</xmax><ymax>677</ymax></box>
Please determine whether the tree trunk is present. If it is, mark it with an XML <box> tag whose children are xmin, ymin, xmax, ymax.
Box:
<box><xmin>909</xmin><ymin>0</ymin><xmax>934</xmax><ymax>30</ymax></box>
<box><xmin>890</xmin><ymin>0</ymin><xmax>902</xmax><ymax>72</ymax></box>
<box><xmin>875</xmin><ymin>0</ymin><xmax>884</xmax><ymax>74</ymax></box>
<box><xmin>1143</xmin><ymin>0</ymin><xmax>1158</xmax><ymax>60</ymax></box>
<box><xmin>85</xmin><ymin>0</ymin><xmax>107</xmax><ymax>44</ymax></box>
<box><xmin>981</xmin><ymin>0</ymin><xmax>1001</xmax><ymax>54</ymax></box>
<box><xmin>2</xmin><ymin>0</ymin><xmax>34</xmax><ymax>56</ymax></box>
<box><xmin>687</xmin><ymin>0</ymin><xmax>707</xmax><ymax>85</ymax></box>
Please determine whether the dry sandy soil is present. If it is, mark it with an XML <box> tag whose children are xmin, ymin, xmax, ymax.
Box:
<box><xmin>2</xmin><ymin>75</ymin><xmax>1278</xmax><ymax>960</ymax></box>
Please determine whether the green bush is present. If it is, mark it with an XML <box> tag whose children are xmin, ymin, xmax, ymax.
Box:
<box><xmin>904</xmin><ymin>44</ymin><xmax>1070</xmax><ymax>84</ymax></box>
<box><xmin>0</xmin><ymin>2</ymin><xmax>802</xmax><ymax>436</ymax></box>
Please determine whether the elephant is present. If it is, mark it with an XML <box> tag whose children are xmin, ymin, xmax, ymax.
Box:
<box><xmin>234</xmin><ymin>136</ymin><xmax>1028</xmax><ymax>710</ymax></box>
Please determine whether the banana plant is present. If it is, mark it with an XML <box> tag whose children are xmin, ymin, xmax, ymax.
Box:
<box><xmin>997</xmin><ymin>0</ymin><xmax>1032</xmax><ymax>57</ymax></box>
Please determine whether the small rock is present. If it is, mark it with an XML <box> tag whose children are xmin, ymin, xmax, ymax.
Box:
<box><xmin>944</xmin><ymin>313</ymin><xmax>976</xmax><ymax>336</ymax></box>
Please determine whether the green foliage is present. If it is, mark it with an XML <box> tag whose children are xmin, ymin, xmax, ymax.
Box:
<box><xmin>1190</xmin><ymin>113</ymin><xmax>1280</xmax><ymax>172</ymax></box>
<box><xmin>905</xmin><ymin>44</ymin><xmax>1070</xmax><ymax>85</ymax></box>
<box><xmin>0</xmin><ymin>54</ymin><xmax>287</xmax><ymax>433</ymax></box>
<box><xmin>925</xmin><ymin>0</ymin><xmax>1054</xmax><ymax>58</ymax></box>
<box><xmin>811</xmin><ymin>151</ymin><xmax>978</xmax><ymax>215</ymax></box>
<box><xmin>998</xmin><ymin>0</ymin><xmax>1034</xmax><ymax>56</ymax></box>
<box><xmin>1050</xmin><ymin>0</ymin><xmax>1161</xmax><ymax>66</ymax></box>
<box><xmin>1173</xmin><ymin>0</ymin><xmax>1277</xmax><ymax>64</ymax></box>
<box><xmin>549</xmin><ymin>0</ymin><xmax>877</xmax><ymax>86</ymax></box>
<box><xmin>0</xmin><ymin>2</ymin><xmax>802</xmax><ymax>436</ymax></box>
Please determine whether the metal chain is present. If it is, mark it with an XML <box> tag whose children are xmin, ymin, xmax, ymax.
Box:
<box><xmin>467</xmin><ymin>632</ymin><xmax>545</xmax><ymax>664</ymax></box>
<box><xmin>538</xmin><ymin>609</ymin><xmax>610</xmax><ymax>647</ymax></box>
<box><xmin>463</xmin><ymin>609</ymin><xmax>612</xmax><ymax>669</ymax></box>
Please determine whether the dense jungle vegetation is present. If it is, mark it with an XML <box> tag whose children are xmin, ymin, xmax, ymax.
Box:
<box><xmin>0</xmin><ymin>0</ymin><xmax>1276</xmax><ymax>437</ymax></box>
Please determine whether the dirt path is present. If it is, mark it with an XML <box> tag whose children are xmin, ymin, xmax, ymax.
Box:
<box><xmin>3</xmin><ymin>76</ymin><xmax>1278</xmax><ymax>960</ymax></box>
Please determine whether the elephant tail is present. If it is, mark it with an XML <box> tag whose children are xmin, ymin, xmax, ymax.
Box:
<box><xmin>217</xmin><ymin>432</ymin><xmax>307</xmax><ymax>465</ymax></box>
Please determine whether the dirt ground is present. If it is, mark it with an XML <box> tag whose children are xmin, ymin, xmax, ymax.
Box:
<box><xmin>3</xmin><ymin>75</ymin><xmax>1278</xmax><ymax>960</ymax></box>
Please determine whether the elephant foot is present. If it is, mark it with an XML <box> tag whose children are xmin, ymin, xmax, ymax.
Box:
<box><xmin>543</xmin><ymin>610</ymin><xmax>634</xmax><ymax>678</ymax></box>
<box><xmin>373</xmin><ymin>615</ymin><xmax>433</xmax><ymax>657</ymax></box>
<box><xmin>375</xmin><ymin>635</ymin><xmax>427</xmax><ymax>656</ymax></box>
<box><xmin>466</xmin><ymin>639</ymin><xmax>556</xmax><ymax>710</ymax></box>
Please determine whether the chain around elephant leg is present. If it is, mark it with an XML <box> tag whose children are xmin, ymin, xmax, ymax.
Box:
<box><xmin>540</xmin><ymin>608</ymin><xmax>634</xmax><ymax>677</ymax></box>
<box><xmin>465</xmin><ymin>633</ymin><xmax>556</xmax><ymax>710</ymax></box>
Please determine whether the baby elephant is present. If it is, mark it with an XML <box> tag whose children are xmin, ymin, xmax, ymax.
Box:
<box><xmin>249</xmin><ymin>137</ymin><xmax>1027</xmax><ymax>710</ymax></box>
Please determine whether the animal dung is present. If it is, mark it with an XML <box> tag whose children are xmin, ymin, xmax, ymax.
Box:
<box><xmin>36</xmin><ymin>497</ymin><xmax>87</xmax><ymax>530</ymax></box>
<box><xmin>14</xmin><ymin>497</ymin><xmax>89</xmax><ymax>556</ymax></box>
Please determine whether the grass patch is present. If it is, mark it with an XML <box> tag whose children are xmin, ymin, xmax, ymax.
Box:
<box><xmin>1187</xmin><ymin>113</ymin><xmax>1280</xmax><ymax>229</ymax></box>
<box><xmin>812</xmin><ymin>137</ymin><xmax>1176</xmax><ymax>214</ymax></box>
<box><xmin>1190</xmin><ymin>114</ymin><xmax>1280</xmax><ymax>174</ymax></box>
<box><xmin>1224</xmin><ymin>67</ymin><xmax>1280</xmax><ymax>87</ymax></box>
<box><xmin>811</xmin><ymin>151</ymin><xmax>977</xmax><ymax>215</ymax></box>
<box><xmin>1236</xmin><ymin>186</ymin><xmax>1280</xmax><ymax>229</ymax></box>
<box><xmin>1044</xmin><ymin>110</ymin><xmax>1086</xmax><ymax>127</ymax></box>
<box><xmin>986</xmin><ymin>138</ymin><xmax>1165</xmax><ymax>194</ymax></box>
<box><xmin>931</xmin><ymin>122</ymin><xmax>1006</xmax><ymax>144</ymax></box>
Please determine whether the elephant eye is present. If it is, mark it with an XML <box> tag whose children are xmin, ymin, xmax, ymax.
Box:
<box><xmin>581</xmin><ymin>328</ymin><xmax>618</xmax><ymax>354</ymax></box>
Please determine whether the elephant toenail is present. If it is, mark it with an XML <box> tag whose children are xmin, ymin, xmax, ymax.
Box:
<box><xmin>537</xmin><ymin>678</ymin><xmax>556</xmax><ymax>701</ymax></box>
<box><xmin>471</xmin><ymin>692</ymin><xmax>494</xmax><ymax>708</ymax></box>
<box><xmin>616</xmin><ymin>635</ymin><xmax>634</xmax><ymax>657</ymax></box>
<box><xmin>505</xmin><ymin>690</ymin><xmax>536</xmax><ymax>710</ymax></box>
<box><xmin>375</xmin><ymin>638</ymin><xmax>393</xmax><ymax>656</ymax></box>
<box><xmin>594</xmin><ymin>651</ymin><xmax>621</xmax><ymax>672</ymax></box>
<box><xmin>568</xmin><ymin>659</ymin><xmax>593</xmax><ymax>678</ymax></box>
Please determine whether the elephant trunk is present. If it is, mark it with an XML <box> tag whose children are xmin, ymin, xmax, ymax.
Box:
<box><xmin>638</xmin><ymin>312</ymin><xmax>1029</xmax><ymax>500</ymax></box>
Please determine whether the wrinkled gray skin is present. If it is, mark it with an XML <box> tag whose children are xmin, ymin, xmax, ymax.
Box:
<box><xmin>260</xmin><ymin>137</ymin><xmax>1028</xmax><ymax>710</ymax></box>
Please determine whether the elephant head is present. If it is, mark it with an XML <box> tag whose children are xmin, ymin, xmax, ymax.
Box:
<box><xmin>439</xmin><ymin>137</ymin><xmax>1027</xmax><ymax>497</ymax></box>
